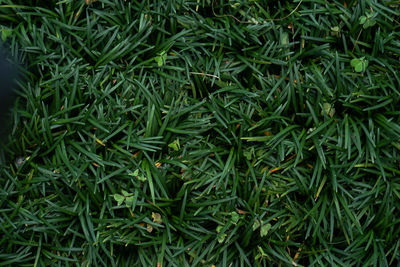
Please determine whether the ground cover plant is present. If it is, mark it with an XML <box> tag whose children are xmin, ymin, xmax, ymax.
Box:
<box><xmin>1</xmin><ymin>0</ymin><xmax>400</xmax><ymax>266</ymax></box>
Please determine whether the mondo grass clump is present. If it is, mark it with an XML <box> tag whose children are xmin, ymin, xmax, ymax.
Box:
<box><xmin>1</xmin><ymin>0</ymin><xmax>400</xmax><ymax>266</ymax></box>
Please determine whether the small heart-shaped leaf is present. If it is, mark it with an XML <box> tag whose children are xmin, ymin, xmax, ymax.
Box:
<box><xmin>351</xmin><ymin>58</ymin><xmax>361</xmax><ymax>67</ymax></box>
<box><xmin>155</xmin><ymin>56</ymin><xmax>163</xmax><ymax>66</ymax></box>
<box><xmin>113</xmin><ymin>194</ymin><xmax>125</xmax><ymax>206</ymax></box>
<box><xmin>260</xmin><ymin>223</ymin><xmax>271</xmax><ymax>237</ymax></box>
<box><xmin>137</xmin><ymin>175</ymin><xmax>147</xmax><ymax>182</ymax></box>
<box><xmin>168</xmin><ymin>139</ymin><xmax>180</xmax><ymax>151</ymax></box>
<box><xmin>122</xmin><ymin>190</ymin><xmax>132</xmax><ymax>197</ymax></box>
<box><xmin>125</xmin><ymin>196</ymin><xmax>134</xmax><ymax>207</ymax></box>
<box><xmin>231</xmin><ymin>211</ymin><xmax>239</xmax><ymax>225</ymax></box>
<box><xmin>252</xmin><ymin>220</ymin><xmax>261</xmax><ymax>231</ymax></box>
<box><xmin>351</xmin><ymin>58</ymin><xmax>368</xmax><ymax>73</ymax></box>
<box><xmin>130</xmin><ymin>169</ymin><xmax>139</xmax><ymax>176</ymax></box>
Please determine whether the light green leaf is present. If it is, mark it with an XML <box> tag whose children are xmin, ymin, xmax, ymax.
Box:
<box><xmin>351</xmin><ymin>58</ymin><xmax>368</xmax><ymax>73</ymax></box>
<box><xmin>280</xmin><ymin>32</ymin><xmax>289</xmax><ymax>46</ymax></box>
<box><xmin>168</xmin><ymin>139</ymin><xmax>180</xmax><ymax>151</ymax></box>
<box><xmin>137</xmin><ymin>175</ymin><xmax>147</xmax><ymax>182</ymax></box>
<box><xmin>155</xmin><ymin>56</ymin><xmax>163</xmax><ymax>67</ymax></box>
<box><xmin>230</xmin><ymin>2</ymin><xmax>240</xmax><ymax>8</ymax></box>
<box><xmin>322</xmin><ymin>103</ymin><xmax>335</xmax><ymax>118</ymax></box>
<box><xmin>243</xmin><ymin>150</ymin><xmax>252</xmax><ymax>160</ymax></box>
<box><xmin>366</xmin><ymin>12</ymin><xmax>375</xmax><ymax>19</ymax></box>
<box><xmin>216</xmin><ymin>225</ymin><xmax>223</xmax><ymax>233</ymax></box>
<box><xmin>113</xmin><ymin>194</ymin><xmax>125</xmax><ymax>206</ymax></box>
<box><xmin>217</xmin><ymin>233</ymin><xmax>227</xmax><ymax>243</ymax></box>
<box><xmin>331</xmin><ymin>26</ymin><xmax>339</xmax><ymax>32</ymax></box>
<box><xmin>129</xmin><ymin>169</ymin><xmax>139</xmax><ymax>176</ymax></box>
<box><xmin>122</xmin><ymin>190</ymin><xmax>132</xmax><ymax>197</ymax></box>
<box><xmin>155</xmin><ymin>51</ymin><xmax>167</xmax><ymax>66</ymax></box>
<box><xmin>363</xmin><ymin>20</ymin><xmax>376</xmax><ymax>29</ymax></box>
<box><xmin>1</xmin><ymin>29</ymin><xmax>12</xmax><ymax>42</ymax></box>
<box><xmin>253</xmin><ymin>220</ymin><xmax>261</xmax><ymax>231</ymax></box>
<box><xmin>125</xmin><ymin>196</ymin><xmax>134</xmax><ymax>206</ymax></box>
<box><xmin>260</xmin><ymin>223</ymin><xmax>271</xmax><ymax>237</ymax></box>
<box><xmin>354</xmin><ymin>63</ymin><xmax>364</xmax><ymax>72</ymax></box>
<box><xmin>231</xmin><ymin>211</ymin><xmax>239</xmax><ymax>225</ymax></box>
<box><xmin>351</xmin><ymin>58</ymin><xmax>361</xmax><ymax>68</ymax></box>
<box><xmin>359</xmin><ymin>16</ymin><xmax>367</xmax><ymax>24</ymax></box>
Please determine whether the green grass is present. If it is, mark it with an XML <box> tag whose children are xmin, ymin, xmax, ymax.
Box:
<box><xmin>1</xmin><ymin>0</ymin><xmax>400</xmax><ymax>266</ymax></box>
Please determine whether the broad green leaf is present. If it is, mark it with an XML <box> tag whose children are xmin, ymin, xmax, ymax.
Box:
<box><xmin>137</xmin><ymin>175</ymin><xmax>147</xmax><ymax>182</ymax></box>
<box><xmin>155</xmin><ymin>56</ymin><xmax>163</xmax><ymax>66</ymax></box>
<box><xmin>217</xmin><ymin>233</ymin><xmax>227</xmax><ymax>243</ymax></box>
<box><xmin>253</xmin><ymin>220</ymin><xmax>261</xmax><ymax>231</ymax></box>
<box><xmin>366</xmin><ymin>12</ymin><xmax>375</xmax><ymax>19</ymax></box>
<box><xmin>231</xmin><ymin>211</ymin><xmax>239</xmax><ymax>225</ymax></box>
<box><xmin>129</xmin><ymin>169</ymin><xmax>139</xmax><ymax>176</ymax></box>
<box><xmin>260</xmin><ymin>223</ymin><xmax>271</xmax><ymax>237</ymax></box>
<box><xmin>364</xmin><ymin>20</ymin><xmax>376</xmax><ymax>29</ymax></box>
<box><xmin>351</xmin><ymin>58</ymin><xmax>361</xmax><ymax>68</ymax></box>
<box><xmin>1</xmin><ymin>29</ymin><xmax>12</xmax><ymax>42</ymax></box>
<box><xmin>351</xmin><ymin>58</ymin><xmax>368</xmax><ymax>72</ymax></box>
<box><xmin>113</xmin><ymin>194</ymin><xmax>125</xmax><ymax>206</ymax></box>
<box><xmin>322</xmin><ymin>103</ymin><xmax>335</xmax><ymax>118</ymax></box>
<box><xmin>125</xmin><ymin>196</ymin><xmax>134</xmax><ymax>206</ymax></box>
<box><xmin>121</xmin><ymin>190</ymin><xmax>132</xmax><ymax>197</ymax></box>
<box><xmin>243</xmin><ymin>150</ymin><xmax>252</xmax><ymax>160</ymax></box>
<box><xmin>331</xmin><ymin>26</ymin><xmax>339</xmax><ymax>32</ymax></box>
<box><xmin>168</xmin><ymin>139</ymin><xmax>180</xmax><ymax>151</ymax></box>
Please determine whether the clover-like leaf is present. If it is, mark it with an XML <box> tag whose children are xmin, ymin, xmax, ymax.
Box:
<box><xmin>154</xmin><ymin>51</ymin><xmax>167</xmax><ymax>66</ymax></box>
<box><xmin>129</xmin><ymin>169</ymin><xmax>139</xmax><ymax>177</ymax></box>
<box><xmin>243</xmin><ymin>150</ymin><xmax>252</xmax><ymax>161</ymax></box>
<box><xmin>359</xmin><ymin>16</ymin><xmax>367</xmax><ymax>24</ymax></box>
<box><xmin>168</xmin><ymin>138</ymin><xmax>180</xmax><ymax>151</ymax></box>
<box><xmin>121</xmin><ymin>190</ymin><xmax>133</xmax><ymax>197</ymax></box>
<box><xmin>363</xmin><ymin>19</ymin><xmax>376</xmax><ymax>29</ymax></box>
<box><xmin>137</xmin><ymin>175</ymin><xmax>147</xmax><ymax>182</ymax></box>
<box><xmin>113</xmin><ymin>194</ymin><xmax>125</xmax><ymax>206</ymax></box>
<box><xmin>260</xmin><ymin>223</ymin><xmax>271</xmax><ymax>237</ymax></box>
<box><xmin>351</xmin><ymin>57</ymin><xmax>368</xmax><ymax>73</ymax></box>
<box><xmin>322</xmin><ymin>103</ymin><xmax>335</xmax><ymax>118</ymax></box>
<box><xmin>125</xmin><ymin>196</ymin><xmax>134</xmax><ymax>207</ymax></box>
<box><xmin>231</xmin><ymin>211</ymin><xmax>239</xmax><ymax>225</ymax></box>
<box><xmin>217</xmin><ymin>233</ymin><xmax>227</xmax><ymax>243</ymax></box>
<box><xmin>366</xmin><ymin>11</ymin><xmax>375</xmax><ymax>19</ymax></box>
<box><xmin>253</xmin><ymin>220</ymin><xmax>261</xmax><ymax>231</ymax></box>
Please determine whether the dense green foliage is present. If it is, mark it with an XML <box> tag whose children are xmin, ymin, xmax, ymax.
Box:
<box><xmin>1</xmin><ymin>0</ymin><xmax>400</xmax><ymax>266</ymax></box>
